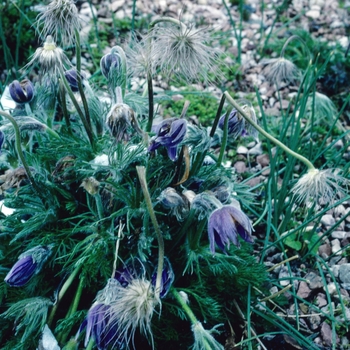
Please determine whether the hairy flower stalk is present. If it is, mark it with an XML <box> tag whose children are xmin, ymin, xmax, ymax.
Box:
<box><xmin>224</xmin><ymin>92</ymin><xmax>348</xmax><ymax>206</ymax></box>
<box><xmin>136</xmin><ymin>166</ymin><xmax>164</xmax><ymax>300</ymax></box>
<box><xmin>261</xmin><ymin>35</ymin><xmax>310</xmax><ymax>86</ymax></box>
<box><xmin>0</xmin><ymin>110</ymin><xmax>40</xmax><ymax>195</ymax></box>
<box><xmin>172</xmin><ymin>289</ymin><xmax>223</xmax><ymax>350</ymax></box>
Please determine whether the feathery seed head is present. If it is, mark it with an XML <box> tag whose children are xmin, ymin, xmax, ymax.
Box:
<box><xmin>151</xmin><ymin>22</ymin><xmax>222</xmax><ymax>83</ymax></box>
<box><xmin>25</xmin><ymin>36</ymin><xmax>71</xmax><ymax>76</ymax></box>
<box><xmin>291</xmin><ymin>168</ymin><xmax>349</xmax><ymax>207</ymax></box>
<box><xmin>109</xmin><ymin>277</ymin><xmax>160</xmax><ymax>347</ymax></box>
<box><xmin>36</xmin><ymin>0</ymin><xmax>80</xmax><ymax>47</ymax></box>
<box><xmin>261</xmin><ymin>57</ymin><xmax>301</xmax><ymax>86</ymax></box>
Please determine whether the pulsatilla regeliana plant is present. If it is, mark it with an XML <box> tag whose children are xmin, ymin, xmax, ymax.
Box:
<box><xmin>0</xmin><ymin>1</ymin><xmax>348</xmax><ymax>350</ymax></box>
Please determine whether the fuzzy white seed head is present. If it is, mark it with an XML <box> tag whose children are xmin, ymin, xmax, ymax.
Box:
<box><xmin>25</xmin><ymin>36</ymin><xmax>71</xmax><ymax>76</ymax></box>
<box><xmin>192</xmin><ymin>322</ymin><xmax>224</xmax><ymax>350</ymax></box>
<box><xmin>291</xmin><ymin>168</ymin><xmax>349</xmax><ymax>207</ymax></box>
<box><xmin>151</xmin><ymin>23</ymin><xmax>223</xmax><ymax>83</ymax></box>
<box><xmin>261</xmin><ymin>57</ymin><xmax>301</xmax><ymax>86</ymax></box>
<box><xmin>109</xmin><ymin>277</ymin><xmax>160</xmax><ymax>348</ymax></box>
<box><xmin>36</xmin><ymin>0</ymin><xmax>81</xmax><ymax>47</ymax></box>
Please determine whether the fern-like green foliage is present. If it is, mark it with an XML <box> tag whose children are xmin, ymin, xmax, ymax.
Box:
<box><xmin>1</xmin><ymin>297</ymin><xmax>52</xmax><ymax>344</ymax></box>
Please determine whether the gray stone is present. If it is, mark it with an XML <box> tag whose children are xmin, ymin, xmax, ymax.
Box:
<box><xmin>309</xmin><ymin>313</ymin><xmax>321</xmax><ymax>330</ymax></box>
<box><xmin>321</xmin><ymin>214</ymin><xmax>335</xmax><ymax>226</ymax></box>
<box><xmin>256</xmin><ymin>154</ymin><xmax>270</xmax><ymax>167</ymax></box>
<box><xmin>331</xmin><ymin>231</ymin><xmax>347</xmax><ymax>239</ymax></box>
<box><xmin>316</xmin><ymin>293</ymin><xmax>327</xmax><ymax>307</ymax></box>
<box><xmin>339</xmin><ymin>264</ymin><xmax>350</xmax><ymax>283</ymax></box>
<box><xmin>297</xmin><ymin>281</ymin><xmax>312</xmax><ymax>299</ymax></box>
<box><xmin>248</xmin><ymin>142</ymin><xmax>263</xmax><ymax>155</ymax></box>
<box><xmin>278</xmin><ymin>266</ymin><xmax>292</xmax><ymax>287</ymax></box>
<box><xmin>233</xmin><ymin>161</ymin><xmax>247</xmax><ymax>174</ymax></box>
<box><xmin>237</xmin><ymin>146</ymin><xmax>248</xmax><ymax>154</ymax></box>
<box><xmin>331</xmin><ymin>239</ymin><xmax>342</xmax><ymax>255</ymax></box>
<box><xmin>305</xmin><ymin>271</ymin><xmax>323</xmax><ymax>290</ymax></box>
<box><xmin>318</xmin><ymin>243</ymin><xmax>331</xmax><ymax>258</ymax></box>
<box><xmin>320</xmin><ymin>321</ymin><xmax>339</xmax><ymax>347</ymax></box>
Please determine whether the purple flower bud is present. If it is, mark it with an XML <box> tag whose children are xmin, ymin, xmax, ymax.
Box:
<box><xmin>100</xmin><ymin>51</ymin><xmax>121</xmax><ymax>79</ymax></box>
<box><xmin>0</xmin><ymin>130</ymin><xmax>5</xmax><ymax>153</ymax></box>
<box><xmin>64</xmin><ymin>69</ymin><xmax>86</xmax><ymax>92</ymax></box>
<box><xmin>151</xmin><ymin>258</ymin><xmax>174</xmax><ymax>298</ymax></box>
<box><xmin>148</xmin><ymin>118</ymin><xmax>187</xmax><ymax>161</ymax></box>
<box><xmin>208</xmin><ymin>205</ymin><xmax>254</xmax><ymax>254</ymax></box>
<box><xmin>218</xmin><ymin>109</ymin><xmax>245</xmax><ymax>139</ymax></box>
<box><xmin>9</xmin><ymin>79</ymin><xmax>35</xmax><ymax>104</ymax></box>
<box><xmin>4</xmin><ymin>245</ymin><xmax>51</xmax><ymax>287</ymax></box>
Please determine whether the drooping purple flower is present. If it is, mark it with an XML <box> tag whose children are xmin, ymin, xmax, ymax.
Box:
<box><xmin>218</xmin><ymin>109</ymin><xmax>245</xmax><ymax>139</ymax></box>
<box><xmin>9</xmin><ymin>79</ymin><xmax>35</xmax><ymax>104</ymax></box>
<box><xmin>84</xmin><ymin>303</ymin><xmax>120</xmax><ymax>350</ymax></box>
<box><xmin>208</xmin><ymin>205</ymin><xmax>254</xmax><ymax>254</ymax></box>
<box><xmin>0</xmin><ymin>130</ymin><xmax>5</xmax><ymax>153</ymax></box>
<box><xmin>64</xmin><ymin>69</ymin><xmax>86</xmax><ymax>92</ymax></box>
<box><xmin>77</xmin><ymin>279</ymin><xmax>122</xmax><ymax>350</ymax></box>
<box><xmin>151</xmin><ymin>258</ymin><xmax>174</xmax><ymax>298</ymax></box>
<box><xmin>148</xmin><ymin>118</ymin><xmax>187</xmax><ymax>161</ymax></box>
<box><xmin>4</xmin><ymin>245</ymin><xmax>52</xmax><ymax>287</ymax></box>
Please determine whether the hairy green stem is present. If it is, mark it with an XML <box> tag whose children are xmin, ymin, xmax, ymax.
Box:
<box><xmin>59</xmin><ymin>276</ymin><xmax>85</xmax><ymax>344</ymax></box>
<box><xmin>58</xmin><ymin>67</ymin><xmax>94</xmax><ymax>147</ymax></box>
<box><xmin>146</xmin><ymin>70</ymin><xmax>154</xmax><ymax>132</ymax></box>
<box><xmin>59</xmin><ymin>81</ymin><xmax>72</xmax><ymax>133</ymax></box>
<box><xmin>224</xmin><ymin>92</ymin><xmax>315</xmax><ymax>170</ymax></box>
<box><xmin>86</xmin><ymin>338</ymin><xmax>95</xmax><ymax>350</ymax></box>
<box><xmin>136</xmin><ymin>166</ymin><xmax>164</xmax><ymax>299</ymax></box>
<box><xmin>113</xmin><ymin>46</ymin><xmax>127</xmax><ymax>99</ymax></box>
<box><xmin>172</xmin><ymin>288</ymin><xmax>211</xmax><ymax>350</ymax></box>
<box><xmin>74</xmin><ymin>28</ymin><xmax>92</xmax><ymax>133</ymax></box>
<box><xmin>216</xmin><ymin>107</ymin><xmax>230</xmax><ymax>166</ymax></box>
<box><xmin>210</xmin><ymin>94</ymin><xmax>226</xmax><ymax>137</ymax></box>
<box><xmin>0</xmin><ymin>110</ymin><xmax>40</xmax><ymax>193</ymax></box>
<box><xmin>47</xmin><ymin>264</ymin><xmax>82</xmax><ymax>327</ymax></box>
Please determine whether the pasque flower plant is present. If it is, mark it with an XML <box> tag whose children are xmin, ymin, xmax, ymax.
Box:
<box><xmin>1</xmin><ymin>2</ymin><xmax>347</xmax><ymax>349</ymax></box>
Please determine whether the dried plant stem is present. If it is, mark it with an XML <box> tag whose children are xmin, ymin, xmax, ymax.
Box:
<box><xmin>233</xmin><ymin>299</ymin><xmax>268</xmax><ymax>350</ymax></box>
<box><xmin>259</xmin><ymin>284</ymin><xmax>292</xmax><ymax>302</ymax></box>
<box><xmin>224</xmin><ymin>91</ymin><xmax>315</xmax><ymax>170</ymax></box>
<box><xmin>136</xmin><ymin>166</ymin><xmax>164</xmax><ymax>299</ymax></box>
<box><xmin>267</xmin><ymin>254</ymin><xmax>299</xmax><ymax>272</ymax></box>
